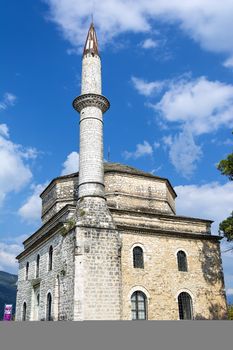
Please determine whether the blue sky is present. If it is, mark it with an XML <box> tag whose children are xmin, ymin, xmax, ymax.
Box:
<box><xmin>1</xmin><ymin>0</ymin><xmax>233</xmax><ymax>299</ymax></box>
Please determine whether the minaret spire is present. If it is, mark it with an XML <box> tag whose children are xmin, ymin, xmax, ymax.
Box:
<box><xmin>83</xmin><ymin>22</ymin><xmax>99</xmax><ymax>57</ymax></box>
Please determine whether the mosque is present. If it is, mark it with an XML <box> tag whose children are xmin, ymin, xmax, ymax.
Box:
<box><xmin>15</xmin><ymin>23</ymin><xmax>227</xmax><ymax>321</ymax></box>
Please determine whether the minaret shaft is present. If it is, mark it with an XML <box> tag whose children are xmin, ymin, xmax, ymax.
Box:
<box><xmin>73</xmin><ymin>45</ymin><xmax>109</xmax><ymax>198</ymax></box>
<box><xmin>81</xmin><ymin>54</ymin><xmax>101</xmax><ymax>94</ymax></box>
<box><xmin>78</xmin><ymin>105</ymin><xmax>104</xmax><ymax>198</ymax></box>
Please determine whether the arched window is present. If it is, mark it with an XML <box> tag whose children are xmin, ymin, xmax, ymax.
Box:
<box><xmin>46</xmin><ymin>293</ymin><xmax>52</xmax><ymax>321</ymax></box>
<box><xmin>178</xmin><ymin>292</ymin><xmax>193</xmax><ymax>320</ymax></box>
<box><xmin>25</xmin><ymin>262</ymin><xmax>29</xmax><ymax>280</ymax></box>
<box><xmin>36</xmin><ymin>254</ymin><xmax>40</xmax><ymax>278</ymax></box>
<box><xmin>177</xmin><ymin>251</ymin><xmax>188</xmax><ymax>272</ymax></box>
<box><xmin>131</xmin><ymin>291</ymin><xmax>147</xmax><ymax>320</ymax></box>
<box><xmin>22</xmin><ymin>302</ymin><xmax>27</xmax><ymax>321</ymax></box>
<box><xmin>49</xmin><ymin>246</ymin><xmax>53</xmax><ymax>271</ymax></box>
<box><xmin>133</xmin><ymin>246</ymin><xmax>144</xmax><ymax>268</ymax></box>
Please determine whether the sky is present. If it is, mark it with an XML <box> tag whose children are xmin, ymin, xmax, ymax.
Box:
<box><xmin>0</xmin><ymin>0</ymin><xmax>233</xmax><ymax>299</ymax></box>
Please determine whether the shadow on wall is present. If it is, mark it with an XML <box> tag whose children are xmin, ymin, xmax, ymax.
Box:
<box><xmin>195</xmin><ymin>302</ymin><xmax>228</xmax><ymax>320</ymax></box>
<box><xmin>196</xmin><ymin>240</ymin><xmax>227</xmax><ymax>320</ymax></box>
<box><xmin>199</xmin><ymin>240</ymin><xmax>224</xmax><ymax>286</ymax></box>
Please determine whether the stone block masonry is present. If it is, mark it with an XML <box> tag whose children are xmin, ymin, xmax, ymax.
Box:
<box><xmin>16</xmin><ymin>228</ymin><xmax>75</xmax><ymax>321</ymax></box>
<box><xmin>73</xmin><ymin>197</ymin><xmax>121</xmax><ymax>320</ymax></box>
<box><xmin>121</xmin><ymin>231</ymin><xmax>227</xmax><ymax>320</ymax></box>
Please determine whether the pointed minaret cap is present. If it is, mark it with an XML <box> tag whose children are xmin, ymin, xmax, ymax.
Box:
<box><xmin>83</xmin><ymin>22</ymin><xmax>99</xmax><ymax>57</ymax></box>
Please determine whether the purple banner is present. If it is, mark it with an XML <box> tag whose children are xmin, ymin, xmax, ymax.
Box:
<box><xmin>3</xmin><ymin>304</ymin><xmax>13</xmax><ymax>321</ymax></box>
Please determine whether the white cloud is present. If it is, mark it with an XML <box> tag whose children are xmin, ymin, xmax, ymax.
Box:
<box><xmin>0</xmin><ymin>92</ymin><xmax>17</xmax><ymax>111</ymax></box>
<box><xmin>131</xmin><ymin>76</ymin><xmax>164</xmax><ymax>96</ymax></box>
<box><xmin>163</xmin><ymin>130</ymin><xmax>202</xmax><ymax>178</ymax></box>
<box><xmin>136</xmin><ymin>76</ymin><xmax>233</xmax><ymax>176</ymax></box>
<box><xmin>141</xmin><ymin>38</ymin><xmax>158</xmax><ymax>49</ymax></box>
<box><xmin>43</xmin><ymin>0</ymin><xmax>233</xmax><ymax>63</ymax></box>
<box><xmin>18</xmin><ymin>183</ymin><xmax>48</xmax><ymax>223</ymax></box>
<box><xmin>226</xmin><ymin>288</ymin><xmax>233</xmax><ymax>295</ymax></box>
<box><xmin>0</xmin><ymin>124</ymin><xmax>9</xmax><ymax>137</ymax></box>
<box><xmin>211</xmin><ymin>137</ymin><xmax>233</xmax><ymax>147</ymax></box>
<box><xmin>223</xmin><ymin>56</ymin><xmax>233</xmax><ymax>69</ymax></box>
<box><xmin>162</xmin><ymin>135</ymin><xmax>173</xmax><ymax>147</ymax></box>
<box><xmin>155</xmin><ymin>76</ymin><xmax>233</xmax><ymax>136</ymax></box>
<box><xmin>0</xmin><ymin>124</ymin><xmax>33</xmax><ymax>206</ymax></box>
<box><xmin>21</xmin><ymin>147</ymin><xmax>39</xmax><ymax>160</ymax></box>
<box><xmin>175</xmin><ymin>181</ymin><xmax>233</xmax><ymax>234</ymax></box>
<box><xmin>0</xmin><ymin>242</ymin><xmax>21</xmax><ymax>272</ymax></box>
<box><xmin>154</xmin><ymin>141</ymin><xmax>160</xmax><ymax>149</ymax></box>
<box><xmin>61</xmin><ymin>151</ymin><xmax>79</xmax><ymax>175</ymax></box>
<box><xmin>123</xmin><ymin>140</ymin><xmax>153</xmax><ymax>159</ymax></box>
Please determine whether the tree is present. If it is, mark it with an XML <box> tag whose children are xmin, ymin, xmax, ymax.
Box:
<box><xmin>217</xmin><ymin>133</ymin><xmax>233</xmax><ymax>241</ymax></box>
<box><xmin>228</xmin><ymin>304</ymin><xmax>233</xmax><ymax>320</ymax></box>
<box><xmin>219</xmin><ymin>212</ymin><xmax>233</xmax><ymax>242</ymax></box>
<box><xmin>218</xmin><ymin>153</ymin><xmax>233</xmax><ymax>181</ymax></box>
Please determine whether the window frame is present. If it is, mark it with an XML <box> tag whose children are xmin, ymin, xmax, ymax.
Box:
<box><xmin>46</xmin><ymin>292</ymin><xmax>52</xmax><ymax>321</ymax></box>
<box><xmin>22</xmin><ymin>302</ymin><xmax>27</xmax><ymax>321</ymax></box>
<box><xmin>48</xmin><ymin>245</ymin><xmax>53</xmax><ymax>271</ymax></box>
<box><xmin>25</xmin><ymin>262</ymin><xmax>29</xmax><ymax>281</ymax></box>
<box><xmin>131</xmin><ymin>291</ymin><xmax>147</xmax><ymax>320</ymax></box>
<box><xmin>177</xmin><ymin>250</ymin><xmax>188</xmax><ymax>272</ymax></box>
<box><xmin>178</xmin><ymin>292</ymin><xmax>193</xmax><ymax>320</ymax></box>
<box><xmin>36</xmin><ymin>254</ymin><xmax>40</xmax><ymax>278</ymax></box>
<box><xmin>133</xmin><ymin>246</ymin><xmax>144</xmax><ymax>269</ymax></box>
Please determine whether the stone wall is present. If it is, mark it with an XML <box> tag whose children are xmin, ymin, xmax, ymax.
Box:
<box><xmin>73</xmin><ymin>197</ymin><xmax>121</xmax><ymax>320</ymax></box>
<box><xmin>16</xmin><ymin>229</ymin><xmax>75</xmax><ymax>321</ymax></box>
<box><xmin>112</xmin><ymin>209</ymin><xmax>211</xmax><ymax>235</ymax></box>
<box><xmin>121</xmin><ymin>231</ymin><xmax>227</xmax><ymax>320</ymax></box>
<box><xmin>105</xmin><ymin>173</ymin><xmax>176</xmax><ymax>214</ymax></box>
<box><xmin>40</xmin><ymin>165</ymin><xmax>178</xmax><ymax>224</ymax></box>
<box><xmin>41</xmin><ymin>177</ymin><xmax>78</xmax><ymax>224</ymax></box>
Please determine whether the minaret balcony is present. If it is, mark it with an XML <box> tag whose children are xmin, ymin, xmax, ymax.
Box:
<box><xmin>73</xmin><ymin>93</ymin><xmax>110</xmax><ymax>114</ymax></box>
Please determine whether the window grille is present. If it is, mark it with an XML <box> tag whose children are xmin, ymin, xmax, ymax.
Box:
<box><xmin>133</xmin><ymin>246</ymin><xmax>144</xmax><ymax>269</ymax></box>
<box><xmin>178</xmin><ymin>292</ymin><xmax>193</xmax><ymax>320</ymax></box>
<box><xmin>26</xmin><ymin>262</ymin><xmax>29</xmax><ymax>281</ymax></box>
<box><xmin>131</xmin><ymin>291</ymin><xmax>147</xmax><ymax>320</ymax></box>
<box><xmin>22</xmin><ymin>302</ymin><xmax>27</xmax><ymax>321</ymax></box>
<box><xmin>36</xmin><ymin>254</ymin><xmax>40</xmax><ymax>278</ymax></box>
<box><xmin>46</xmin><ymin>293</ymin><xmax>52</xmax><ymax>321</ymax></box>
<box><xmin>49</xmin><ymin>246</ymin><xmax>53</xmax><ymax>271</ymax></box>
<box><xmin>177</xmin><ymin>251</ymin><xmax>188</xmax><ymax>272</ymax></box>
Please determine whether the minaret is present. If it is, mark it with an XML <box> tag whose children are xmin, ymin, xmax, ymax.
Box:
<box><xmin>72</xmin><ymin>23</ymin><xmax>121</xmax><ymax>320</ymax></box>
<box><xmin>73</xmin><ymin>23</ymin><xmax>109</xmax><ymax>199</ymax></box>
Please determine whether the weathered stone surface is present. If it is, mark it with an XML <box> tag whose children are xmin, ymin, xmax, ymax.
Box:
<box><xmin>73</xmin><ymin>197</ymin><xmax>121</xmax><ymax>320</ymax></box>
<box><xmin>16</xmin><ymin>167</ymin><xmax>227</xmax><ymax>320</ymax></box>
<box><xmin>16</xmin><ymin>228</ymin><xmax>75</xmax><ymax>321</ymax></box>
<box><xmin>40</xmin><ymin>163</ymin><xmax>177</xmax><ymax>224</ymax></box>
<box><xmin>121</xmin><ymin>231</ymin><xmax>226</xmax><ymax>320</ymax></box>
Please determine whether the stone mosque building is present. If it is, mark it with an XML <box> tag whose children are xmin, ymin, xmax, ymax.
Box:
<box><xmin>15</xmin><ymin>24</ymin><xmax>227</xmax><ymax>321</ymax></box>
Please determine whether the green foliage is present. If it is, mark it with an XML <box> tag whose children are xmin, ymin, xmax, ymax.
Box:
<box><xmin>79</xmin><ymin>209</ymin><xmax>86</xmax><ymax>217</ymax></box>
<box><xmin>228</xmin><ymin>304</ymin><xmax>233</xmax><ymax>320</ymax></box>
<box><xmin>60</xmin><ymin>218</ymin><xmax>76</xmax><ymax>236</ymax></box>
<box><xmin>219</xmin><ymin>212</ymin><xmax>233</xmax><ymax>241</ymax></box>
<box><xmin>217</xmin><ymin>133</ymin><xmax>233</xmax><ymax>242</ymax></box>
<box><xmin>217</xmin><ymin>153</ymin><xmax>233</xmax><ymax>181</ymax></box>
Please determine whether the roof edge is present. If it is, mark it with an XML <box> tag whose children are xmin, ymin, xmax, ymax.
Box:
<box><xmin>40</xmin><ymin>162</ymin><xmax>177</xmax><ymax>198</ymax></box>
